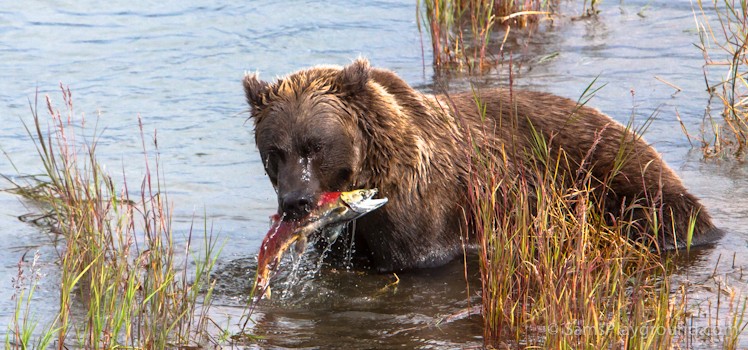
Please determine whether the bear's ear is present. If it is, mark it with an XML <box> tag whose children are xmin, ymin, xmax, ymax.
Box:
<box><xmin>243</xmin><ymin>73</ymin><xmax>269</xmax><ymax>108</ymax></box>
<box><xmin>335</xmin><ymin>58</ymin><xmax>370</xmax><ymax>96</ymax></box>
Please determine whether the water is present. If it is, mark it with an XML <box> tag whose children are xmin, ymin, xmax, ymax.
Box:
<box><xmin>1</xmin><ymin>0</ymin><xmax>747</xmax><ymax>348</ymax></box>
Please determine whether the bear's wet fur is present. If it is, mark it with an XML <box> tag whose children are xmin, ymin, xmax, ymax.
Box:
<box><xmin>243</xmin><ymin>59</ymin><xmax>723</xmax><ymax>272</ymax></box>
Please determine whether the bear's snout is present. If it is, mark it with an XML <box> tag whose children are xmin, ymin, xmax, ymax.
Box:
<box><xmin>280</xmin><ymin>190</ymin><xmax>316</xmax><ymax>221</ymax></box>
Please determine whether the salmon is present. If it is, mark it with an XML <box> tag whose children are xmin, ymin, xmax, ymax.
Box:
<box><xmin>252</xmin><ymin>189</ymin><xmax>387</xmax><ymax>300</ymax></box>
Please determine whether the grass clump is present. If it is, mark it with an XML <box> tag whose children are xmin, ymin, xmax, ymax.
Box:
<box><xmin>694</xmin><ymin>0</ymin><xmax>748</xmax><ymax>159</ymax></box>
<box><xmin>3</xmin><ymin>86</ymin><xmax>221</xmax><ymax>349</ymax></box>
<box><xmin>461</xmin><ymin>86</ymin><xmax>747</xmax><ymax>348</ymax></box>
<box><xmin>417</xmin><ymin>0</ymin><xmax>556</xmax><ymax>71</ymax></box>
<box><xmin>467</xmin><ymin>123</ymin><xmax>677</xmax><ymax>348</ymax></box>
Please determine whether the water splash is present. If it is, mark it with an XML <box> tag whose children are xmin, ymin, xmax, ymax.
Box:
<box><xmin>275</xmin><ymin>224</ymin><xmax>347</xmax><ymax>300</ymax></box>
<box><xmin>316</xmin><ymin>225</ymin><xmax>343</xmax><ymax>272</ymax></box>
<box><xmin>344</xmin><ymin>220</ymin><xmax>357</xmax><ymax>270</ymax></box>
<box><xmin>279</xmin><ymin>242</ymin><xmax>306</xmax><ymax>300</ymax></box>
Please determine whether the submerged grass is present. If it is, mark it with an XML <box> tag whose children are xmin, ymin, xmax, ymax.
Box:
<box><xmin>694</xmin><ymin>0</ymin><xmax>748</xmax><ymax>159</ymax></box>
<box><xmin>461</xmin><ymin>84</ymin><xmax>748</xmax><ymax>348</ymax></box>
<box><xmin>3</xmin><ymin>86</ymin><xmax>221</xmax><ymax>348</ymax></box>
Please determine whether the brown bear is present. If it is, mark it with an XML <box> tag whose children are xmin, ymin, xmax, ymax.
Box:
<box><xmin>242</xmin><ymin>58</ymin><xmax>723</xmax><ymax>272</ymax></box>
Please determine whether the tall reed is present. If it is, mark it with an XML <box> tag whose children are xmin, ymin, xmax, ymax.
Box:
<box><xmin>460</xmin><ymin>85</ymin><xmax>746</xmax><ymax>348</ymax></box>
<box><xmin>694</xmin><ymin>0</ymin><xmax>748</xmax><ymax>159</ymax></box>
<box><xmin>4</xmin><ymin>86</ymin><xmax>220</xmax><ymax>348</ymax></box>
<box><xmin>417</xmin><ymin>0</ymin><xmax>554</xmax><ymax>70</ymax></box>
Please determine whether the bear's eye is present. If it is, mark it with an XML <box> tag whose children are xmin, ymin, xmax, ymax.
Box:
<box><xmin>264</xmin><ymin>148</ymin><xmax>284</xmax><ymax>175</ymax></box>
<box><xmin>336</xmin><ymin>167</ymin><xmax>352</xmax><ymax>184</ymax></box>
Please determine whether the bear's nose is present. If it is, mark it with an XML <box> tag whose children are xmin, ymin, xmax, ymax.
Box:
<box><xmin>280</xmin><ymin>191</ymin><xmax>315</xmax><ymax>221</ymax></box>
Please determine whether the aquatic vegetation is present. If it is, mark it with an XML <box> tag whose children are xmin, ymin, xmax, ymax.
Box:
<box><xmin>417</xmin><ymin>0</ymin><xmax>556</xmax><ymax>70</ymax></box>
<box><xmin>463</xmin><ymin>82</ymin><xmax>748</xmax><ymax>348</ymax></box>
<box><xmin>465</xmin><ymin>99</ymin><xmax>670</xmax><ymax>347</ymax></box>
<box><xmin>694</xmin><ymin>0</ymin><xmax>748</xmax><ymax>159</ymax></box>
<box><xmin>582</xmin><ymin>0</ymin><xmax>601</xmax><ymax>16</ymax></box>
<box><xmin>3</xmin><ymin>86</ymin><xmax>221</xmax><ymax>349</ymax></box>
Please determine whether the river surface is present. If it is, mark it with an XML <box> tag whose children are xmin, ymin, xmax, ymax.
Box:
<box><xmin>1</xmin><ymin>1</ymin><xmax>747</xmax><ymax>348</ymax></box>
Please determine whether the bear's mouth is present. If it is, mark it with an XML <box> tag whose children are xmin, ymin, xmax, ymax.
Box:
<box><xmin>253</xmin><ymin>189</ymin><xmax>387</xmax><ymax>300</ymax></box>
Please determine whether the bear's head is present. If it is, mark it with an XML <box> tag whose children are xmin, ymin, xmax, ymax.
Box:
<box><xmin>243</xmin><ymin>59</ymin><xmax>372</xmax><ymax>221</ymax></box>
